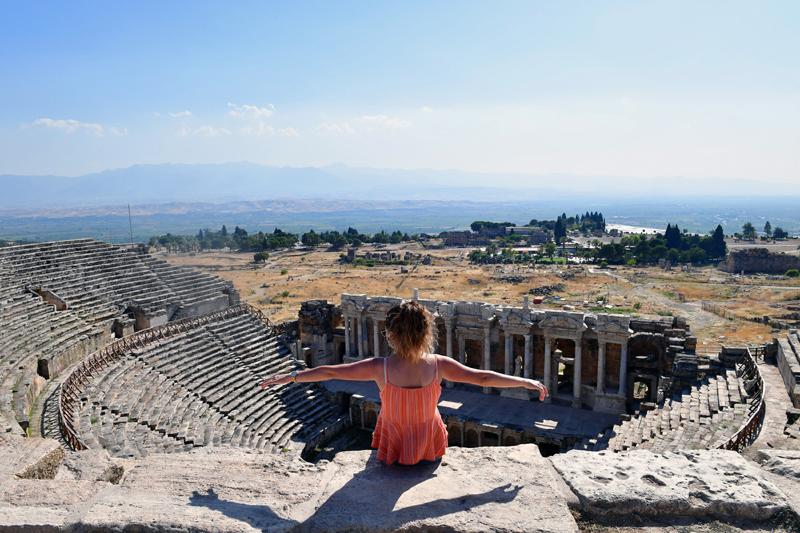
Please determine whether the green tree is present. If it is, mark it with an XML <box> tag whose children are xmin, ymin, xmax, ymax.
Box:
<box><xmin>742</xmin><ymin>222</ymin><xmax>757</xmax><ymax>241</ymax></box>
<box><xmin>253</xmin><ymin>251</ymin><xmax>269</xmax><ymax>263</ymax></box>
<box><xmin>486</xmin><ymin>242</ymin><xmax>499</xmax><ymax>255</ymax></box>
<box><xmin>301</xmin><ymin>230</ymin><xmax>322</xmax><ymax>247</ymax></box>
<box><xmin>773</xmin><ymin>226</ymin><xmax>789</xmax><ymax>239</ymax></box>
<box><xmin>711</xmin><ymin>225</ymin><xmax>726</xmax><ymax>259</ymax></box>
<box><xmin>764</xmin><ymin>221</ymin><xmax>772</xmax><ymax>240</ymax></box>
<box><xmin>221</xmin><ymin>225</ymin><xmax>228</xmax><ymax>237</ymax></box>
<box><xmin>787</xmin><ymin>270</ymin><xmax>800</xmax><ymax>278</ymax></box>
<box><xmin>544</xmin><ymin>242</ymin><xmax>557</xmax><ymax>260</ymax></box>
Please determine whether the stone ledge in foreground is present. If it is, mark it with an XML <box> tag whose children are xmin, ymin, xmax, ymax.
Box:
<box><xmin>0</xmin><ymin>441</ymin><xmax>576</xmax><ymax>533</ymax></box>
<box><xmin>550</xmin><ymin>449</ymin><xmax>789</xmax><ymax>520</ymax></box>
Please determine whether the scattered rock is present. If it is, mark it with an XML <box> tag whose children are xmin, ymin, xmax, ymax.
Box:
<box><xmin>550</xmin><ymin>449</ymin><xmax>788</xmax><ymax>520</ymax></box>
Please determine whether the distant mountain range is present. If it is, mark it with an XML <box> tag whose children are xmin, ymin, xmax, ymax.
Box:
<box><xmin>1</xmin><ymin>162</ymin><xmax>797</xmax><ymax>208</ymax></box>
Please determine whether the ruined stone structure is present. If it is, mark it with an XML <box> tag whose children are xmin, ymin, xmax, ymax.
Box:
<box><xmin>718</xmin><ymin>247</ymin><xmax>800</xmax><ymax>274</ymax></box>
<box><xmin>0</xmin><ymin>239</ymin><xmax>240</xmax><ymax>438</ymax></box>
<box><xmin>345</xmin><ymin>249</ymin><xmax>430</xmax><ymax>264</ymax></box>
<box><xmin>336</xmin><ymin>292</ymin><xmax>698</xmax><ymax>414</ymax></box>
<box><xmin>777</xmin><ymin>330</ymin><xmax>800</xmax><ymax>408</ymax></box>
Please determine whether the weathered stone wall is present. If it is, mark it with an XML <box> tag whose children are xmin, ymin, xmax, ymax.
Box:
<box><xmin>718</xmin><ymin>247</ymin><xmax>800</xmax><ymax>274</ymax></box>
<box><xmin>298</xmin><ymin>299</ymin><xmax>341</xmax><ymax>345</ymax></box>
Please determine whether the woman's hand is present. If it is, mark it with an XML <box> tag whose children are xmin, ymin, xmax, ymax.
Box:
<box><xmin>261</xmin><ymin>374</ymin><xmax>293</xmax><ymax>388</ymax></box>
<box><xmin>525</xmin><ymin>379</ymin><xmax>549</xmax><ymax>399</ymax></box>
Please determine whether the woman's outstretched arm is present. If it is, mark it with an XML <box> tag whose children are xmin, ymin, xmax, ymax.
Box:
<box><xmin>260</xmin><ymin>357</ymin><xmax>382</xmax><ymax>388</ymax></box>
<box><xmin>438</xmin><ymin>356</ymin><xmax>549</xmax><ymax>400</ymax></box>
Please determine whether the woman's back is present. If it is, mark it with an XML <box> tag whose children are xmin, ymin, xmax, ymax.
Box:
<box><xmin>373</xmin><ymin>355</ymin><xmax>447</xmax><ymax>464</ymax></box>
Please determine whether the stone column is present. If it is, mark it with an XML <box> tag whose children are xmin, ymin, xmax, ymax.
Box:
<box><xmin>344</xmin><ymin>316</ymin><xmax>351</xmax><ymax>356</ymax></box>
<box><xmin>357</xmin><ymin>316</ymin><xmax>364</xmax><ymax>358</ymax></box>
<box><xmin>618</xmin><ymin>343</ymin><xmax>628</xmax><ymax>397</ymax></box>
<box><xmin>483</xmin><ymin>326</ymin><xmax>492</xmax><ymax>394</ymax></box>
<box><xmin>543</xmin><ymin>336</ymin><xmax>552</xmax><ymax>403</ymax></box>
<box><xmin>350</xmin><ymin>318</ymin><xmax>357</xmax><ymax>353</ymax></box>
<box><xmin>523</xmin><ymin>334</ymin><xmax>532</xmax><ymax>379</ymax></box>
<box><xmin>361</xmin><ymin>316</ymin><xmax>369</xmax><ymax>357</ymax></box>
<box><xmin>596</xmin><ymin>341</ymin><xmax>606</xmax><ymax>394</ymax></box>
<box><xmin>458</xmin><ymin>335</ymin><xmax>466</xmax><ymax>365</ymax></box>
<box><xmin>446</xmin><ymin>324</ymin><xmax>453</xmax><ymax>359</ymax></box>
<box><xmin>373</xmin><ymin>319</ymin><xmax>380</xmax><ymax>358</ymax></box>
<box><xmin>573</xmin><ymin>338</ymin><xmax>582</xmax><ymax>408</ymax></box>
<box><xmin>504</xmin><ymin>332</ymin><xmax>513</xmax><ymax>375</ymax></box>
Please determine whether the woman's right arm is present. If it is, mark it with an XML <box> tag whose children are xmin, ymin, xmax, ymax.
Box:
<box><xmin>261</xmin><ymin>357</ymin><xmax>382</xmax><ymax>388</ymax></box>
<box><xmin>438</xmin><ymin>356</ymin><xmax>548</xmax><ymax>399</ymax></box>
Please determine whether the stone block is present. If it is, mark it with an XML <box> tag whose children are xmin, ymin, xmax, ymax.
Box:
<box><xmin>550</xmin><ymin>449</ymin><xmax>787</xmax><ymax>520</ymax></box>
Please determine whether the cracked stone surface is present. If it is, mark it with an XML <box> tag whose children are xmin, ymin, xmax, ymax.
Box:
<box><xmin>550</xmin><ymin>449</ymin><xmax>788</xmax><ymax>520</ymax></box>
<box><xmin>0</xmin><ymin>440</ymin><xmax>576</xmax><ymax>533</ymax></box>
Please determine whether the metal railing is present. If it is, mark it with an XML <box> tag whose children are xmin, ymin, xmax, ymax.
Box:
<box><xmin>717</xmin><ymin>347</ymin><xmax>765</xmax><ymax>452</ymax></box>
<box><xmin>59</xmin><ymin>303</ymin><xmax>279</xmax><ymax>451</ymax></box>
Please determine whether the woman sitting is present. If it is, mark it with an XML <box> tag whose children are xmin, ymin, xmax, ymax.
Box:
<box><xmin>261</xmin><ymin>300</ymin><xmax>548</xmax><ymax>465</ymax></box>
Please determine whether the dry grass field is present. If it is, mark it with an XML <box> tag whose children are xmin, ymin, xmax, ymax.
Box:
<box><xmin>162</xmin><ymin>242</ymin><xmax>800</xmax><ymax>347</ymax></box>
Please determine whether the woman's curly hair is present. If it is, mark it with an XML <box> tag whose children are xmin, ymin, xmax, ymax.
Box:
<box><xmin>385</xmin><ymin>300</ymin><xmax>435</xmax><ymax>363</ymax></box>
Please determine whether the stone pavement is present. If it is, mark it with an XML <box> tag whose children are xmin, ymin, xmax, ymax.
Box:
<box><xmin>0</xmin><ymin>441</ymin><xmax>578</xmax><ymax>533</ymax></box>
<box><xmin>323</xmin><ymin>379</ymin><xmax>620</xmax><ymax>440</ymax></box>
<box><xmin>745</xmin><ymin>359</ymin><xmax>796</xmax><ymax>460</ymax></box>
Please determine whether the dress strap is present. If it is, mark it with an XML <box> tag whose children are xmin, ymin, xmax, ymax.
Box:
<box><xmin>383</xmin><ymin>357</ymin><xmax>388</xmax><ymax>385</ymax></box>
<box><xmin>434</xmin><ymin>354</ymin><xmax>439</xmax><ymax>381</ymax></box>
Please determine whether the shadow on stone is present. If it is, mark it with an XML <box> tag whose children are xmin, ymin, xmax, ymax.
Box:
<box><xmin>188</xmin><ymin>487</ymin><xmax>299</xmax><ymax>531</ymax></box>
<box><xmin>300</xmin><ymin>450</ymin><xmax>523</xmax><ymax>532</ymax></box>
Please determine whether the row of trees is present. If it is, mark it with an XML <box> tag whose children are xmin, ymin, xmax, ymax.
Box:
<box><xmin>300</xmin><ymin>227</ymin><xmax>419</xmax><ymax>248</ymax></box>
<box><xmin>149</xmin><ymin>226</ymin><xmax>299</xmax><ymax>253</ymax></box>
<box><xmin>594</xmin><ymin>224</ymin><xmax>726</xmax><ymax>264</ymax></box>
<box><xmin>148</xmin><ymin>225</ymin><xmax>421</xmax><ymax>254</ymax></box>
<box><xmin>738</xmin><ymin>221</ymin><xmax>789</xmax><ymax>241</ymax></box>
<box><xmin>469</xmin><ymin>224</ymin><xmax>728</xmax><ymax>265</ymax></box>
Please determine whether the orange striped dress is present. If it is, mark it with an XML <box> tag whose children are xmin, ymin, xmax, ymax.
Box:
<box><xmin>371</xmin><ymin>356</ymin><xmax>448</xmax><ymax>465</ymax></box>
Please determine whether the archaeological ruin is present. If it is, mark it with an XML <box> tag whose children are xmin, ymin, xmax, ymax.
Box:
<box><xmin>1</xmin><ymin>238</ymin><xmax>800</xmax><ymax>531</ymax></box>
<box><xmin>718</xmin><ymin>247</ymin><xmax>800</xmax><ymax>274</ymax></box>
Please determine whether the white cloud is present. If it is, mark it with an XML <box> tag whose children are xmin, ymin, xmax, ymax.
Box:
<box><xmin>153</xmin><ymin>112</ymin><xmax>160</xmax><ymax>116</ymax></box>
<box><xmin>30</xmin><ymin>118</ymin><xmax>104</xmax><ymax>136</ymax></box>
<box><xmin>228</xmin><ymin>103</ymin><xmax>273</xmax><ymax>118</ymax></box>
<box><xmin>176</xmin><ymin>125</ymin><xmax>231</xmax><ymax>137</ymax></box>
<box><xmin>314</xmin><ymin>122</ymin><xmax>355</xmax><ymax>135</ymax></box>
<box><xmin>278</xmin><ymin>127</ymin><xmax>300</xmax><ymax>137</ymax></box>
<box><xmin>269</xmin><ymin>104</ymin><xmax>275</xmax><ymax>110</ymax></box>
<box><xmin>109</xmin><ymin>127</ymin><xmax>128</xmax><ymax>136</ymax></box>
<box><xmin>354</xmin><ymin>115</ymin><xmax>412</xmax><ymax>128</ymax></box>
<box><xmin>169</xmin><ymin>111</ymin><xmax>192</xmax><ymax>117</ymax></box>
<box><xmin>240</xmin><ymin>121</ymin><xmax>275</xmax><ymax>135</ymax></box>
<box><xmin>196</xmin><ymin>125</ymin><xmax>231</xmax><ymax>137</ymax></box>
<box><xmin>314</xmin><ymin>124</ymin><xmax>344</xmax><ymax>133</ymax></box>
<box><xmin>422</xmin><ymin>106</ymin><xmax>434</xmax><ymax>112</ymax></box>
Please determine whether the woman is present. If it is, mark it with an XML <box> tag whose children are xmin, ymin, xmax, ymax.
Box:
<box><xmin>261</xmin><ymin>300</ymin><xmax>549</xmax><ymax>465</ymax></box>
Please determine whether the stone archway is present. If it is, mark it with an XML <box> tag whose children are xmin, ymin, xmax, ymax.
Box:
<box><xmin>628</xmin><ymin>333</ymin><xmax>666</xmax><ymax>371</ymax></box>
<box><xmin>465</xmin><ymin>429</ymin><xmax>479</xmax><ymax>448</ymax></box>
<box><xmin>448</xmin><ymin>424</ymin><xmax>462</xmax><ymax>447</ymax></box>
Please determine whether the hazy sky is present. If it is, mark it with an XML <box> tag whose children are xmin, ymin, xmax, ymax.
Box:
<box><xmin>1</xmin><ymin>1</ymin><xmax>798</xmax><ymax>182</ymax></box>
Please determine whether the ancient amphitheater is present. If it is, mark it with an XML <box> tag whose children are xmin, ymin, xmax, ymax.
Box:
<box><xmin>2</xmin><ymin>239</ymin><xmax>800</xmax><ymax>532</ymax></box>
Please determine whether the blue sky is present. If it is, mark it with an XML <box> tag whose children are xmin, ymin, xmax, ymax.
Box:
<box><xmin>1</xmin><ymin>1</ymin><xmax>798</xmax><ymax>183</ymax></box>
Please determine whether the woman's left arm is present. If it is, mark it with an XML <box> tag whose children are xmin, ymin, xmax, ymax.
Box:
<box><xmin>261</xmin><ymin>358</ymin><xmax>381</xmax><ymax>388</ymax></box>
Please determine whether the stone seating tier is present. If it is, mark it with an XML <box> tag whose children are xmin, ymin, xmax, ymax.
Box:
<box><xmin>569</xmin><ymin>370</ymin><xmax>751</xmax><ymax>454</ymax></box>
<box><xmin>0</xmin><ymin>239</ymin><xmax>240</xmax><ymax>439</ymax></box>
<box><xmin>68</xmin><ymin>313</ymin><xmax>339</xmax><ymax>458</ymax></box>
